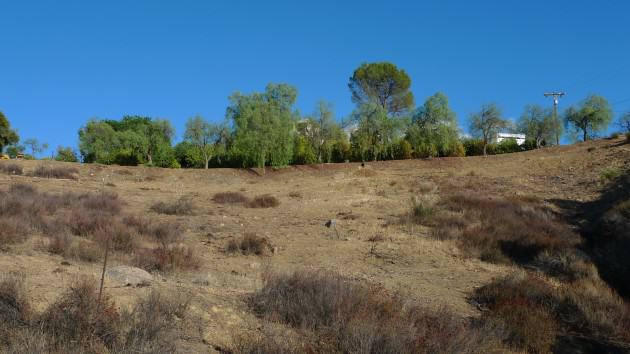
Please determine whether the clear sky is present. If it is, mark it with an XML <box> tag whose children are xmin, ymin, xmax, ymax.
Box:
<box><xmin>1</xmin><ymin>0</ymin><xmax>629</xmax><ymax>154</ymax></box>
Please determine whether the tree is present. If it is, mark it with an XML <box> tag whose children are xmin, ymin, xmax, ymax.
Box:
<box><xmin>406</xmin><ymin>92</ymin><xmax>460</xmax><ymax>157</ymax></box>
<box><xmin>618</xmin><ymin>111</ymin><xmax>630</xmax><ymax>133</ymax></box>
<box><xmin>227</xmin><ymin>83</ymin><xmax>297</xmax><ymax>171</ymax></box>
<box><xmin>564</xmin><ymin>94</ymin><xmax>613</xmax><ymax>141</ymax></box>
<box><xmin>348</xmin><ymin>62</ymin><xmax>414</xmax><ymax>116</ymax></box>
<box><xmin>55</xmin><ymin>146</ymin><xmax>79</xmax><ymax>162</ymax></box>
<box><xmin>0</xmin><ymin>111</ymin><xmax>19</xmax><ymax>153</ymax></box>
<box><xmin>469</xmin><ymin>104</ymin><xmax>508</xmax><ymax>156</ymax></box>
<box><xmin>518</xmin><ymin>104</ymin><xmax>554</xmax><ymax>148</ymax></box>
<box><xmin>23</xmin><ymin>138</ymin><xmax>49</xmax><ymax>158</ymax></box>
<box><xmin>184</xmin><ymin>115</ymin><xmax>221</xmax><ymax>169</ymax></box>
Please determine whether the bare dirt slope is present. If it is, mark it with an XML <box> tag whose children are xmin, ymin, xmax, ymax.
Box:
<box><xmin>1</xmin><ymin>137</ymin><xmax>628</xmax><ymax>352</ymax></box>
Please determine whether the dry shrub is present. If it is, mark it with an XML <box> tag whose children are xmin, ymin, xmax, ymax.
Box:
<box><xmin>146</xmin><ymin>222</ymin><xmax>182</xmax><ymax>247</ymax></box>
<box><xmin>94</xmin><ymin>222</ymin><xmax>137</xmax><ymax>253</ymax></box>
<box><xmin>436</xmin><ymin>194</ymin><xmax>581</xmax><ymax>270</ymax></box>
<box><xmin>0</xmin><ymin>218</ymin><xmax>29</xmax><ymax>248</ymax></box>
<box><xmin>288</xmin><ymin>191</ymin><xmax>303</xmax><ymax>199</ymax></box>
<box><xmin>65</xmin><ymin>238</ymin><xmax>102</xmax><ymax>262</ymax></box>
<box><xmin>133</xmin><ymin>244</ymin><xmax>199</xmax><ymax>272</ymax></box>
<box><xmin>227</xmin><ymin>233</ymin><xmax>272</xmax><ymax>256</ymax></box>
<box><xmin>8</xmin><ymin>182</ymin><xmax>36</xmax><ymax>194</ymax></box>
<box><xmin>212</xmin><ymin>191</ymin><xmax>249</xmax><ymax>204</ymax></box>
<box><xmin>406</xmin><ymin>195</ymin><xmax>436</xmax><ymax>225</ymax></box>
<box><xmin>30</xmin><ymin>165</ymin><xmax>79</xmax><ymax>180</ymax></box>
<box><xmin>68</xmin><ymin>209</ymin><xmax>110</xmax><ymax>236</ymax></box>
<box><xmin>247</xmin><ymin>194</ymin><xmax>280</xmax><ymax>208</ymax></box>
<box><xmin>38</xmin><ymin>278</ymin><xmax>120</xmax><ymax>349</ymax></box>
<box><xmin>117</xmin><ymin>291</ymin><xmax>187</xmax><ymax>354</ymax></box>
<box><xmin>78</xmin><ymin>191</ymin><xmax>122</xmax><ymax>214</ymax></box>
<box><xmin>232</xmin><ymin>326</ymin><xmax>317</xmax><ymax>354</ymax></box>
<box><xmin>473</xmin><ymin>272</ymin><xmax>630</xmax><ymax>351</ymax></box>
<box><xmin>0</xmin><ymin>276</ymin><xmax>32</xmax><ymax>339</ymax></box>
<box><xmin>368</xmin><ymin>234</ymin><xmax>386</xmax><ymax>242</ymax></box>
<box><xmin>150</xmin><ymin>197</ymin><xmax>194</xmax><ymax>215</ymax></box>
<box><xmin>0</xmin><ymin>163</ymin><xmax>23</xmax><ymax>175</ymax></box>
<box><xmin>248</xmin><ymin>270</ymin><xmax>505</xmax><ymax>354</ymax></box>
<box><xmin>533</xmin><ymin>250</ymin><xmax>598</xmax><ymax>281</ymax></box>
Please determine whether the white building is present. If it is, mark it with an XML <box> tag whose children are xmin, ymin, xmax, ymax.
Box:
<box><xmin>496</xmin><ymin>133</ymin><xmax>526</xmax><ymax>145</ymax></box>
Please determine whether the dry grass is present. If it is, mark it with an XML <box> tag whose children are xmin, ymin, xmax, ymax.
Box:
<box><xmin>29</xmin><ymin>165</ymin><xmax>79</xmax><ymax>180</ymax></box>
<box><xmin>212</xmin><ymin>191</ymin><xmax>250</xmax><ymax>204</ymax></box>
<box><xmin>150</xmin><ymin>197</ymin><xmax>195</xmax><ymax>215</ymax></box>
<box><xmin>247</xmin><ymin>194</ymin><xmax>280</xmax><ymax>208</ymax></box>
<box><xmin>133</xmin><ymin>244</ymin><xmax>200</xmax><ymax>272</ymax></box>
<box><xmin>227</xmin><ymin>233</ymin><xmax>272</xmax><ymax>256</ymax></box>
<box><xmin>0</xmin><ymin>163</ymin><xmax>23</xmax><ymax>175</ymax></box>
<box><xmin>0</xmin><ymin>277</ymin><xmax>188</xmax><ymax>353</ymax></box>
<box><xmin>434</xmin><ymin>194</ymin><xmax>581</xmax><ymax>270</ymax></box>
<box><xmin>244</xmin><ymin>270</ymin><xmax>505</xmax><ymax>354</ymax></box>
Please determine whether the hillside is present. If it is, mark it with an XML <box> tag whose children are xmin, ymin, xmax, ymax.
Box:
<box><xmin>1</xmin><ymin>137</ymin><xmax>629</xmax><ymax>353</ymax></box>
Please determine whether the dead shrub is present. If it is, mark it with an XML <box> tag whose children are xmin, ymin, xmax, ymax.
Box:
<box><xmin>95</xmin><ymin>222</ymin><xmax>138</xmax><ymax>253</ymax></box>
<box><xmin>0</xmin><ymin>275</ymin><xmax>32</xmax><ymax>338</ymax></box>
<box><xmin>249</xmin><ymin>270</ymin><xmax>504</xmax><ymax>354</ymax></box>
<box><xmin>0</xmin><ymin>163</ymin><xmax>23</xmax><ymax>175</ymax></box>
<box><xmin>68</xmin><ymin>209</ymin><xmax>110</xmax><ymax>236</ymax></box>
<box><xmin>150</xmin><ymin>197</ymin><xmax>194</xmax><ymax>215</ymax></box>
<box><xmin>133</xmin><ymin>244</ymin><xmax>199</xmax><ymax>272</ymax></box>
<box><xmin>116</xmin><ymin>291</ymin><xmax>187</xmax><ymax>354</ymax></box>
<box><xmin>8</xmin><ymin>182</ymin><xmax>36</xmax><ymax>194</ymax></box>
<box><xmin>0</xmin><ymin>218</ymin><xmax>29</xmax><ymax>247</ymax></box>
<box><xmin>122</xmin><ymin>215</ymin><xmax>153</xmax><ymax>235</ymax></box>
<box><xmin>212</xmin><ymin>191</ymin><xmax>250</xmax><ymax>204</ymax></box>
<box><xmin>78</xmin><ymin>191</ymin><xmax>122</xmax><ymax>214</ymax></box>
<box><xmin>368</xmin><ymin>234</ymin><xmax>386</xmax><ymax>242</ymax></box>
<box><xmin>30</xmin><ymin>165</ymin><xmax>79</xmax><ymax>180</ymax></box>
<box><xmin>38</xmin><ymin>278</ymin><xmax>120</xmax><ymax>349</ymax></box>
<box><xmin>227</xmin><ymin>233</ymin><xmax>272</xmax><ymax>255</ymax></box>
<box><xmin>247</xmin><ymin>194</ymin><xmax>280</xmax><ymax>208</ymax></box>
<box><xmin>406</xmin><ymin>196</ymin><xmax>436</xmax><ymax>225</ymax></box>
<box><xmin>47</xmin><ymin>233</ymin><xmax>73</xmax><ymax>255</ymax></box>
<box><xmin>436</xmin><ymin>194</ymin><xmax>581</xmax><ymax>270</ymax></box>
<box><xmin>533</xmin><ymin>250</ymin><xmax>598</xmax><ymax>282</ymax></box>
<box><xmin>65</xmin><ymin>239</ymin><xmax>102</xmax><ymax>262</ymax></box>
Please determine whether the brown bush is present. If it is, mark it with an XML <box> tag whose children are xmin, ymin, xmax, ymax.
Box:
<box><xmin>150</xmin><ymin>197</ymin><xmax>194</xmax><ymax>215</ymax></box>
<box><xmin>0</xmin><ymin>163</ymin><xmax>23</xmax><ymax>175</ymax></box>
<box><xmin>8</xmin><ymin>182</ymin><xmax>36</xmax><ymax>194</ymax></box>
<box><xmin>68</xmin><ymin>209</ymin><xmax>110</xmax><ymax>236</ymax></box>
<box><xmin>405</xmin><ymin>195</ymin><xmax>436</xmax><ymax>225</ymax></box>
<box><xmin>227</xmin><ymin>233</ymin><xmax>272</xmax><ymax>255</ymax></box>
<box><xmin>212</xmin><ymin>191</ymin><xmax>250</xmax><ymax>204</ymax></box>
<box><xmin>38</xmin><ymin>278</ymin><xmax>120</xmax><ymax>349</ymax></box>
<box><xmin>147</xmin><ymin>222</ymin><xmax>182</xmax><ymax>247</ymax></box>
<box><xmin>30</xmin><ymin>165</ymin><xmax>79</xmax><ymax>180</ymax></box>
<box><xmin>248</xmin><ymin>270</ymin><xmax>505</xmax><ymax>354</ymax></box>
<box><xmin>0</xmin><ymin>276</ymin><xmax>32</xmax><ymax>337</ymax></box>
<box><xmin>78</xmin><ymin>191</ymin><xmax>122</xmax><ymax>214</ymax></box>
<box><xmin>133</xmin><ymin>244</ymin><xmax>199</xmax><ymax>272</ymax></box>
<box><xmin>435</xmin><ymin>194</ymin><xmax>581</xmax><ymax>271</ymax></box>
<box><xmin>247</xmin><ymin>194</ymin><xmax>280</xmax><ymax>208</ymax></box>
<box><xmin>0</xmin><ymin>218</ymin><xmax>29</xmax><ymax>247</ymax></box>
<box><xmin>47</xmin><ymin>233</ymin><xmax>73</xmax><ymax>255</ymax></box>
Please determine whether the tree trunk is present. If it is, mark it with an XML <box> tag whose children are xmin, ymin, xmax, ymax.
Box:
<box><xmin>583</xmin><ymin>129</ymin><xmax>588</xmax><ymax>141</ymax></box>
<box><xmin>483</xmin><ymin>143</ymin><xmax>487</xmax><ymax>156</ymax></box>
<box><xmin>204</xmin><ymin>158</ymin><xmax>209</xmax><ymax>169</ymax></box>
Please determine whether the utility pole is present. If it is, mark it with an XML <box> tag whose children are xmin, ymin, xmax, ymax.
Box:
<box><xmin>544</xmin><ymin>92</ymin><xmax>565</xmax><ymax>145</ymax></box>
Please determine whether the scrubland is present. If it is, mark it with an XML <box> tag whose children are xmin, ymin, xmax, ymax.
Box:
<box><xmin>1</xmin><ymin>136</ymin><xmax>629</xmax><ymax>353</ymax></box>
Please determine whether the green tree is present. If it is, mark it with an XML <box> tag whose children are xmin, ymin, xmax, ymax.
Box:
<box><xmin>518</xmin><ymin>104</ymin><xmax>554</xmax><ymax>148</ymax></box>
<box><xmin>55</xmin><ymin>146</ymin><xmax>79</xmax><ymax>162</ymax></box>
<box><xmin>406</xmin><ymin>92</ymin><xmax>460</xmax><ymax>157</ymax></box>
<box><xmin>23</xmin><ymin>138</ymin><xmax>49</xmax><ymax>158</ymax></box>
<box><xmin>348</xmin><ymin>62</ymin><xmax>414</xmax><ymax>115</ymax></box>
<box><xmin>227</xmin><ymin>83</ymin><xmax>297</xmax><ymax>172</ymax></box>
<box><xmin>184</xmin><ymin>115</ymin><xmax>221</xmax><ymax>169</ymax></box>
<box><xmin>0</xmin><ymin>111</ymin><xmax>19</xmax><ymax>153</ymax></box>
<box><xmin>469</xmin><ymin>104</ymin><xmax>508</xmax><ymax>156</ymax></box>
<box><xmin>564</xmin><ymin>95</ymin><xmax>613</xmax><ymax>141</ymax></box>
<box><xmin>79</xmin><ymin>120</ymin><xmax>120</xmax><ymax>164</ymax></box>
<box><xmin>617</xmin><ymin>111</ymin><xmax>630</xmax><ymax>132</ymax></box>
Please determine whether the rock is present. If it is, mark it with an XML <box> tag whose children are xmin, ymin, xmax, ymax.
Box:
<box><xmin>106</xmin><ymin>266</ymin><xmax>153</xmax><ymax>287</ymax></box>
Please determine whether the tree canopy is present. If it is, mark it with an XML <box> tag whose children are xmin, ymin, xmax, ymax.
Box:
<box><xmin>564</xmin><ymin>94</ymin><xmax>613</xmax><ymax>141</ymax></box>
<box><xmin>348</xmin><ymin>62</ymin><xmax>414</xmax><ymax>116</ymax></box>
<box><xmin>469</xmin><ymin>104</ymin><xmax>508</xmax><ymax>156</ymax></box>
<box><xmin>184</xmin><ymin>115</ymin><xmax>222</xmax><ymax>169</ymax></box>
<box><xmin>227</xmin><ymin>83</ymin><xmax>298</xmax><ymax>171</ymax></box>
<box><xmin>406</xmin><ymin>92</ymin><xmax>461</xmax><ymax>157</ymax></box>
<box><xmin>518</xmin><ymin>104</ymin><xmax>554</xmax><ymax>148</ymax></box>
<box><xmin>0</xmin><ymin>111</ymin><xmax>19</xmax><ymax>153</ymax></box>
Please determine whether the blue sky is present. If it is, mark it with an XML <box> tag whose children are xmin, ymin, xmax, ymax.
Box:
<box><xmin>1</xmin><ymin>0</ymin><xmax>629</xmax><ymax>154</ymax></box>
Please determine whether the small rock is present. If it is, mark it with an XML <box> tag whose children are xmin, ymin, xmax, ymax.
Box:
<box><xmin>106</xmin><ymin>266</ymin><xmax>153</xmax><ymax>287</ymax></box>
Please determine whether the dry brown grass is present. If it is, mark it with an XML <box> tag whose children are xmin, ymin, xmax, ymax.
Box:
<box><xmin>0</xmin><ymin>277</ymin><xmax>188</xmax><ymax>353</ymax></box>
<box><xmin>245</xmin><ymin>270</ymin><xmax>505</xmax><ymax>354</ymax></box>
<box><xmin>0</xmin><ymin>163</ymin><xmax>23</xmax><ymax>175</ymax></box>
<box><xmin>150</xmin><ymin>197</ymin><xmax>195</xmax><ymax>215</ymax></box>
<box><xmin>29</xmin><ymin>165</ymin><xmax>79</xmax><ymax>180</ymax></box>
<box><xmin>212</xmin><ymin>191</ymin><xmax>250</xmax><ymax>204</ymax></box>
<box><xmin>133</xmin><ymin>244</ymin><xmax>200</xmax><ymax>272</ymax></box>
<box><xmin>247</xmin><ymin>194</ymin><xmax>280</xmax><ymax>208</ymax></box>
<box><xmin>227</xmin><ymin>233</ymin><xmax>272</xmax><ymax>256</ymax></box>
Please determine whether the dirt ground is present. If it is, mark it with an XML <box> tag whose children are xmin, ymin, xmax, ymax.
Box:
<box><xmin>1</xmin><ymin>137</ymin><xmax>629</xmax><ymax>352</ymax></box>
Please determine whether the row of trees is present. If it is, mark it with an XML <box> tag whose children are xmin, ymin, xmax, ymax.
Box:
<box><xmin>2</xmin><ymin>62</ymin><xmax>627</xmax><ymax>168</ymax></box>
